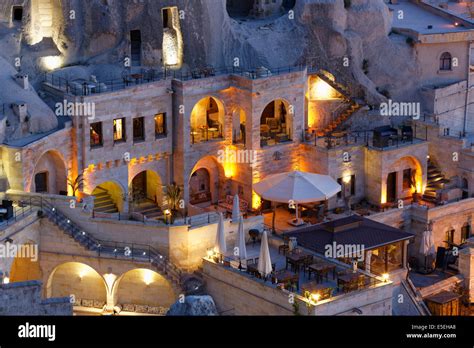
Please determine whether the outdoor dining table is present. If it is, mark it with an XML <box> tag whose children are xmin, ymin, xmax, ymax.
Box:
<box><xmin>307</xmin><ymin>262</ymin><xmax>337</xmax><ymax>283</ymax></box>
<box><xmin>285</xmin><ymin>251</ymin><xmax>311</xmax><ymax>273</ymax></box>
<box><xmin>272</xmin><ymin>270</ymin><xmax>299</xmax><ymax>290</ymax></box>
<box><xmin>301</xmin><ymin>281</ymin><xmax>334</xmax><ymax>299</ymax></box>
<box><xmin>337</xmin><ymin>272</ymin><xmax>361</xmax><ymax>292</ymax></box>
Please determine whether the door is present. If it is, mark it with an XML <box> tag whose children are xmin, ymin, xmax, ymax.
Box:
<box><xmin>130</xmin><ymin>30</ymin><xmax>141</xmax><ymax>67</ymax></box>
<box><xmin>132</xmin><ymin>172</ymin><xmax>147</xmax><ymax>201</ymax></box>
<box><xmin>35</xmin><ymin>172</ymin><xmax>48</xmax><ymax>193</ymax></box>
<box><xmin>387</xmin><ymin>172</ymin><xmax>397</xmax><ymax>203</ymax></box>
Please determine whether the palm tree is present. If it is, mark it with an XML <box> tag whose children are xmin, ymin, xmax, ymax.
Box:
<box><xmin>164</xmin><ymin>182</ymin><xmax>183</xmax><ymax>223</ymax></box>
<box><xmin>68</xmin><ymin>174</ymin><xmax>84</xmax><ymax>197</ymax></box>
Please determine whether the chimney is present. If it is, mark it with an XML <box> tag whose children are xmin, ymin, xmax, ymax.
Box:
<box><xmin>14</xmin><ymin>73</ymin><xmax>29</xmax><ymax>90</ymax></box>
<box><xmin>12</xmin><ymin>102</ymin><xmax>28</xmax><ymax>122</ymax></box>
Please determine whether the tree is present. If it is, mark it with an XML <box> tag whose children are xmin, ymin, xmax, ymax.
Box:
<box><xmin>164</xmin><ymin>182</ymin><xmax>183</xmax><ymax>223</ymax></box>
<box><xmin>68</xmin><ymin>174</ymin><xmax>84</xmax><ymax>197</ymax></box>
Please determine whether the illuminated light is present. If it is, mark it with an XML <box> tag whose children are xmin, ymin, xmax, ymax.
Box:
<box><xmin>343</xmin><ymin>175</ymin><xmax>352</xmax><ymax>184</ymax></box>
<box><xmin>164</xmin><ymin>209</ymin><xmax>171</xmax><ymax>216</ymax></box>
<box><xmin>113</xmin><ymin>249</ymin><xmax>117</xmax><ymax>253</ymax></box>
<box><xmin>143</xmin><ymin>270</ymin><xmax>154</xmax><ymax>286</ymax></box>
<box><xmin>381</xmin><ymin>190</ymin><xmax>387</xmax><ymax>205</ymax></box>
<box><xmin>78</xmin><ymin>270</ymin><xmax>88</xmax><ymax>280</ymax></box>
<box><xmin>206</xmin><ymin>249</ymin><xmax>214</xmax><ymax>258</ymax></box>
<box><xmin>381</xmin><ymin>273</ymin><xmax>390</xmax><ymax>282</ymax></box>
<box><xmin>3</xmin><ymin>275</ymin><xmax>10</xmax><ymax>284</ymax></box>
<box><xmin>311</xmin><ymin>293</ymin><xmax>321</xmax><ymax>303</ymax></box>
<box><xmin>252</xmin><ymin>191</ymin><xmax>261</xmax><ymax>211</ymax></box>
<box><xmin>103</xmin><ymin>272</ymin><xmax>117</xmax><ymax>292</ymax></box>
<box><xmin>162</xmin><ymin>7</ymin><xmax>183</xmax><ymax>69</ymax></box>
<box><xmin>82</xmin><ymin>231</ymin><xmax>86</xmax><ymax>236</ymax></box>
<box><xmin>143</xmin><ymin>252</ymin><xmax>146</xmax><ymax>256</ymax></box>
<box><xmin>52</xmin><ymin>208</ymin><xmax>56</xmax><ymax>212</ymax></box>
<box><xmin>309</xmin><ymin>77</ymin><xmax>339</xmax><ymax>100</ymax></box>
<box><xmin>41</xmin><ymin>56</ymin><xmax>63</xmax><ymax>71</ymax></box>
<box><xmin>67</xmin><ymin>219</ymin><xmax>70</xmax><ymax>224</ymax></box>
<box><xmin>454</xmin><ymin>22</ymin><xmax>459</xmax><ymax>27</ymax></box>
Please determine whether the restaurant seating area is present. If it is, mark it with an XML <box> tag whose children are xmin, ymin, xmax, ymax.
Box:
<box><xmin>214</xmin><ymin>239</ymin><xmax>379</xmax><ymax>303</ymax></box>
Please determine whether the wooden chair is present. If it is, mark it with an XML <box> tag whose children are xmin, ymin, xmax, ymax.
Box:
<box><xmin>302</xmin><ymin>255</ymin><xmax>314</xmax><ymax>275</ymax></box>
<box><xmin>278</xmin><ymin>236</ymin><xmax>290</xmax><ymax>255</ymax></box>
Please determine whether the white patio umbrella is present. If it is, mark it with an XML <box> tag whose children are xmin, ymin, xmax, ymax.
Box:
<box><xmin>214</xmin><ymin>212</ymin><xmax>226</xmax><ymax>255</ymax></box>
<box><xmin>258</xmin><ymin>230</ymin><xmax>273</xmax><ymax>280</ymax></box>
<box><xmin>253</xmin><ymin>171</ymin><xmax>341</xmax><ymax>226</ymax></box>
<box><xmin>237</xmin><ymin>216</ymin><xmax>247</xmax><ymax>265</ymax></box>
<box><xmin>420</xmin><ymin>229</ymin><xmax>436</xmax><ymax>271</ymax></box>
<box><xmin>232</xmin><ymin>194</ymin><xmax>240</xmax><ymax>223</ymax></box>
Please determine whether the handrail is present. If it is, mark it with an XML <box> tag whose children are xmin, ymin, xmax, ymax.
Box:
<box><xmin>43</xmin><ymin>64</ymin><xmax>308</xmax><ymax>96</ymax></box>
<box><xmin>8</xmin><ymin>194</ymin><xmax>182</xmax><ymax>282</ymax></box>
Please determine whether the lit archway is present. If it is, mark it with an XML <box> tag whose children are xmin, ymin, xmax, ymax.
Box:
<box><xmin>190</xmin><ymin>97</ymin><xmax>225</xmax><ymax>144</ymax></box>
<box><xmin>382</xmin><ymin>156</ymin><xmax>423</xmax><ymax>204</ymax></box>
<box><xmin>92</xmin><ymin>181</ymin><xmax>124</xmax><ymax>213</ymax></box>
<box><xmin>189</xmin><ymin>156</ymin><xmax>226</xmax><ymax>206</ymax></box>
<box><xmin>32</xmin><ymin>150</ymin><xmax>67</xmax><ymax>195</ymax></box>
<box><xmin>260</xmin><ymin>99</ymin><xmax>293</xmax><ymax>147</ymax></box>
<box><xmin>114</xmin><ymin>268</ymin><xmax>176</xmax><ymax>312</ymax></box>
<box><xmin>232</xmin><ymin>107</ymin><xmax>247</xmax><ymax>145</ymax></box>
<box><xmin>129</xmin><ymin>171</ymin><xmax>163</xmax><ymax>219</ymax></box>
<box><xmin>46</xmin><ymin>262</ymin><xmax>107</xmax><ymax>304</ymax></box>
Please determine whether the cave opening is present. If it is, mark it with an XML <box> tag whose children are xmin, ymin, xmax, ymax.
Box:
<box><xmin>226</xmin><ymin>0</ymin><xmax>296</xmax><ymax>20</ymax></box>
<box><xmin>13</xmin><ymin>6</ymin><xmax>23</xmax><ymax>22</ymax></box>
<box><xmin>130</xmin><ymin>30</ymin><xmax>142</xmax><ymax>67</ymax></box>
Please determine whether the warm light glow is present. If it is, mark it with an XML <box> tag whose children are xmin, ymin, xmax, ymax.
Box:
<box><xmin>252</xmin><ymin>191</ymin><xmax>261</xmax><ymax>211</ymax></box>
<box><xmin>3</xmin><ymin>276</ymin><xmax>10</xmax><ymax>284</ymax></box>
<box><xmin>103</xmin><ymin>272</ymin><xmax>117</xmax><ymax>292</ymax></box>
<box><xmin>343</xmin><ymin>175</ymin><xmax>352</xmax><ymax>184</ymax></box>
<box><xmin>381</xmin><ymin>273</ymin><xmax>390</xmax><ymax>282</ymax></box>
<box><xmin>164</xmin><ymin>209</ymin><xmax>171</xmax><ymax>216</ymax></box>
<box><xmin>41</xmin><ymin>56</ymin><xmax>63</xmax><ymax>71</ymax></box>
<box><xmin>309</xmin><ymin>77</ymin><xmax>339</xmax><ymax>100</ymax></box>
<box><xmin>143</xmin><ymin>269</ymin><xmax>154</xmax><ymax>286</ymax></box>
<box><xmin>311</xmin><ymin>293</ymin><xmax>321</xmax><ymax>303</ymax></box>
<box><xmin>206</xmin><ymin>249</ymin><xmax>214</xmax><ymax>258</ymax></box>
<box><xmin>381</xmin><ymin>189</ymin><xmax>387</xmax><ymax>205</ymax></box>
<box><xmin>162</xmin><ymin>7</ymin><xmax>183</xmax><ymax>69</ymax></box>
<box><xmin>78</xmin><ymin>270</ymin><xmax>88</xmax><ymax>280</ymax></box>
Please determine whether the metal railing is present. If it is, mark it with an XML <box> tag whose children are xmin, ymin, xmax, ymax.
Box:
<box><xmin>0</xmin><ymin>203</ymin><xmax>37</xmax><ymax>230</ymax></box>
<box><xmin>42</xmin><ymin>64</ymin><xmax>308</xmax><ymax>97</ymax></box>
<box><xmin>7</xmin><ymin>195</ymin><xmax>182</xmax><ymax>283</ymax></box>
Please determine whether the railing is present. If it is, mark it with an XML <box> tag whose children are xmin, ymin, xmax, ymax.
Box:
<box><xmin>6</xmin><ymin>194</ymin><xmax>182</xmax><ymax>283</ymax></box>
<box><xmin>43</xmin><ymin>64</ymin><xmax>307</xmax><ymax>97</ymax></box>
<box><xmin>0</xmin><ymin>203</ymin><xmax>37</xmax><ymax>230</ymax></box>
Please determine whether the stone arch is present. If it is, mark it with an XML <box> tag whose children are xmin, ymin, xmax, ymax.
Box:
<box><xmin>259</xmin><ymin>98</ymin><xmax>293</xmax><ymax>147</ymax></box>
<box><xmin>189</xmin><ymin>156</ymin><xmax>226</xmax><ymax>206</ymax></box>
<box><xmin>190</xmin><ymin>96</ymin><xmax>225</xmax><ymax>144</ymax></box>
<box><xmin>9</xmin><ymin>241</ymin><xmax>41</xmax><ymax>283</ymax></box>
<box><xmin>29</xmin><ymin>0</ymin><xmax>64</xmax><ymax>45</ymax></box>
<box><xmin>45</xmin><ymin>262</ymin><xmax>107</xmax><ymax>304</ymax></box>
<box><xmin>439</xmin><ymin>51</ymin><xmax>453</xmax><ymax>71</ymax></box>
<box><xmin>113</xmin><ymin>268</ymin><xmax>176</xmax><ymax>310</ymax></box>
<box><xmin>92</xmin><ymin>181</ymin><xmax>125</xmax><ymax>213</ymax></box>
<box><xmin>384</xmin><ymin>156</ymin><xmax>423</xmax><ymax>203</ymax></box>
<box><xmin>130</xmin><ymin>170</ymin><xmax>163</xmax><ymax>206</ymax></box>
<box><xmin>31</xmin><ymin>149</ymin><xmax>67</xmax><ymax>195</ymax></box>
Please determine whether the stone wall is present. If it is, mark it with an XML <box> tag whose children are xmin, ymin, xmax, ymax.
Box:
<box><xmin>0</xmin><ymin>280</ymin><xmax>72</xmax><ymax>315</ymax></box>
<box><xmin>202</xmin><ymin>259</ymin><xmax>393</xmax><ymax>315</ymax></box>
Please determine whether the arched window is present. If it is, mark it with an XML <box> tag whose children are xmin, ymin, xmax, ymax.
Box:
<box><xmin>439</xmin><ymin>52</ymin><xmax>452</xmax><ymax>71</ymax></box>
<box><xmin>260</xmin><ymin>99</ymin><xmax>293</xmax><ymax>147</ymax></box>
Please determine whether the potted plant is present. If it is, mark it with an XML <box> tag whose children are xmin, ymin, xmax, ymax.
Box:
<box><xmin>68</xmin><ymin>174</ymin><xmax>84</xmax><ymax>197</ymax></box>
<box><xmin>164</xmin><ymin>182</ymin><xmax>183</xmax><ymax>224</ymax></box>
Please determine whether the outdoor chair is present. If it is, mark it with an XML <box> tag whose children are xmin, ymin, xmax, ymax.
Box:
<box><xmin>278</xmin><ymin>235</ymin><xmax>290</xmax><ymax>255</ymax></box>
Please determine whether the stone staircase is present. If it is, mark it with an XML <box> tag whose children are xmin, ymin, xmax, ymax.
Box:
<box><xmin>133</xmin><ymin>199</ymin><xmax>162</xmax><ymax>219</ymax></box>
<box><xmin>37</xmin><ymin>198</ymin><xmax>183</xmax><ymax>288</ymax></box>
<box><xmin>316</xmin><ymin>71</ymin><xmax>353</xmax><ymax>99</ymax></box>
<box><xmin>93</xmin><ymin>187</ymin><xmax>119</xmax><ymax>214</ymax></box>
<box><xmin>317</xmin><ymin>102</ymin><xmax>361</xmax><ymax>136</ymax></box>
<box><xmin>38</xmin><ymin>0</ymin><xmax>53</xmax><ymax>38</ymax></box>
<box><xmin>423</xmin><ymin>160</ymin><xmax>450</xmax><ymax>203</ymax></box>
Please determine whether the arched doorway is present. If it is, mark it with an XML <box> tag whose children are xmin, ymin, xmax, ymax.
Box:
<box><xmin>260</xmin><ymin>99</ymin><xmax>293</xmax><ymax>147</ymax></box>
<box><xmin>9</xmin><ymin>242</ymin><xmax>41</xmax><ymax>283</ymax></box>
<box><xmin>226</xmin><ymin>0</ymin><xmax>296</xmax><ymax>19</ymax></box>
<box><xmin>114</xmin><ymin>269</ymin><xmax>175</xmax><ymax>313</ymax></box>
<box><xmin>130</xmin><ymin>170</ymin><xmax>163</xmax><ymax>218</ymax></box>
<box><xmin>232</xmin><ymin>107</ymin><xmax>246</xmax><ymax>145</ymax></box>
<box><xmin>92</xmin><ymin>181</ymin><xmax>124</xmax><ymax>213</ymax></box>
<box><xmin>384</xmin><ymin>156</ymin><xmax>423</xmax><ymax>204</ymax></box>
<box><xmin>46</xmin><ymin>262</ymin><xmax>107</xmax><ymax>306</ymax></box>
<box><xmin>189</xmin><ymin>156</ymin><xmax>226</xmax><ymax>207</ymax></box>
<box><xmin>190</xmin><ymin>97</ymin><xmax>225</xmax><ymax>144</ymax></box>
<box><xmin>32</xmin><ymin>150</ymin><xmax>67</xmax><ymax>195</ymax></box>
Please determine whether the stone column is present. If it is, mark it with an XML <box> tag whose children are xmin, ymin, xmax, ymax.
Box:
<box><xmin>403</xmin><ymin>240</ymin><xmax>409</xmax><ymax>269</ymax></box>
<box><xmin>458</xmin><ymin>246</ymin><xmax>474</xmax><ymax>303</ymax></box>
<box><xmin>365</xmin><ymin>250</ymin><xmax>372</xmax><ymax>274</ymax></box>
